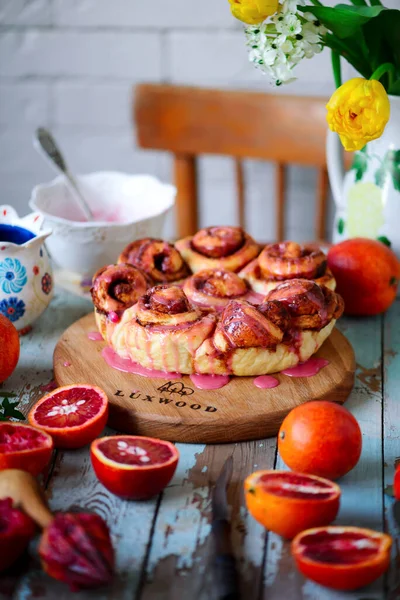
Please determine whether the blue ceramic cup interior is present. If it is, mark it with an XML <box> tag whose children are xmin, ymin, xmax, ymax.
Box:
<box><xmin>0</xmin><ymin>224</ymin><xmax>36</xmax><ymax>245</ymax></box>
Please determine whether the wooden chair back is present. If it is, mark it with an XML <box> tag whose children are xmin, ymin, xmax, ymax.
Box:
<box><xmin>134</xmin><ymin>84</ymin><xmax>338</xmax><ymax>241</ymax></box>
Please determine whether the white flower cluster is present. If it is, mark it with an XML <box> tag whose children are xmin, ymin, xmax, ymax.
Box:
<box><xmin>245</xmin><ymin>0</ymin><xmax>327</xmax><ymax>86</ymax></box>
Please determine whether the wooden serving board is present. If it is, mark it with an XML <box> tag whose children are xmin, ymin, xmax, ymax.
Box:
<box><xmin>54</xmin><ymin>313</ymin><xmax>355</xmax><ymax>444</ymax></box>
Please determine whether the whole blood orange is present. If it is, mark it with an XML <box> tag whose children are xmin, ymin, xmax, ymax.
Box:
<box><xmin>292</xmin><ymin>526</ymin><xmax>392</xmax><ymax>590</ymax></box>
<box><xmin>0</xmin><ymin>497</ymin><xmax>36</xmax><ymax>572</ymax></box>
<box><xmin>0</xmin><ymin>422</ymin><xmax>53</xmax><ymax>476</ymax></box>
<box><xmin>278</xmin><ymin>401</ymin><xmax>362</xmax><ymax>480</ymax></box>
<box><xmin>328</xmin><ymin>238</ymin><xmax>400</xmax><ymax>315</ymax></box>
<box><xmin>394</xmin><ymin>465</ymin><xmax>400</xmax><ymax>500</ymax></box>
<box><xmin>244</xmin><ymin>470</ymin><xmax>340</xmax><ymax>539</ymax></box>
<box><xmin>91</xmin><ymin>435</ymin><xmax>179</xmax><ymax>500</ymax></box>
<box><xmin>0</xmin><ymin>314</ymin><xmax>20</xmax><ymax>383</ymax></box>
<box><xmin>28</xmin><ymin>384</ymin><xmax>108</xmax><ymax>449</ymax></box>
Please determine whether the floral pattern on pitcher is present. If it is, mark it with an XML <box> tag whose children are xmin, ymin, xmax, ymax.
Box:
<box><xmin>334</xmin><ymin>144</ymin><xmax>400</xmax><ymax>252</ymax></box>
<box><xmin>0</xmin><ymin>258</ymin><xmax>28</xmax><ymax>294</ymax></box>
<box><xmin>0</xmin><ymin>205</ymin><xmax>53</xmax><ymax>331</ymax></box>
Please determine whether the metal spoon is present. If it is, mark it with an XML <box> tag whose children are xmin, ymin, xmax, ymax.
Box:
<box><xmin>34</xmin><ymin>127</ymin><xmax>94</xmax><ymax>221</ymax></box>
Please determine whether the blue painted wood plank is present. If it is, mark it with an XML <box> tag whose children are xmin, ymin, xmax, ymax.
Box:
<box><xmin>383</xmin><ymin>299</ymin><xmax>400</xmax><ymax>598</ymax></box>
<box><xmin>140</xmin><ymin>439</ymin><xmax>277</xmax><ymax>600</ymax></box>
<box><xmin>263</xmin><ymin>316</ymin><xmax>385</xmax><ymax>599</ymax></box>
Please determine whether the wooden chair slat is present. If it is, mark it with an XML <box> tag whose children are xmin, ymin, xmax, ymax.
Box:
<box><xmin>316</xmin><ymin>166</ymin><xmax>329</xmax><ymax>241</ymax></box>
<box><xmin>134</xmin><ymin>84</ymin><xmax>349</xmax><ymax>241</ymax></box>
<box><xmin>235</xmin><ymin>159</ymin><xmax>246</xmax><ymax>229</ymax></box>
<box><xmin>275</xmin><ymin>163</ymin><xmax>285</xmax><ymax>243</ymax></box>
<box><xmin>173</xmin><ymin>154</ymin><xmax>198</xmax><ymax>238</ymax></box>
<box><xmin>135</xmin><ymin>84</ymin><xmax>328</xmax><ymax>166</ymax></box>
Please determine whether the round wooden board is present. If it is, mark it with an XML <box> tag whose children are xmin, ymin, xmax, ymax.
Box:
<box><xmin>54</xmin><ymin>313</ymin><xmax>356</xmax><ymax>444</ymax></box>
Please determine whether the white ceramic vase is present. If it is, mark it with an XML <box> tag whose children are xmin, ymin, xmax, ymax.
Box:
<box><xmin>327</xmin><ymin>95</ymin><xmax>400</xmax><ymax>256</ymax></box>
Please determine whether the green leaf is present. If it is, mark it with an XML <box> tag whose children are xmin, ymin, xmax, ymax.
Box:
<box><xmin>299</xmin><ymin>5</ymin><xmax>387</xmax><ymax>39</ymax></box>
<box><xmin>323</xmin><ymin>34</ymin><xmax>370</xmax><ymax>78</ymax></box>
<box><xmin>377</xmin><ymin>236</ymin><xmax>391</xmax><ymax>247</ymax></box>
<box><xmin>351</xmin><ymin>151</ymin><xmax>368</xmax><ymax>182</ymax></box>
<box><xmin>375</xmin><ymin>149</ymin><xmax>400</xmax><ymax>192</ymax></box>
<box><xmin>337</xmin><ymin>218</ymin><xmax>345</xmax><ymax>235</ymax></box>
<box><xmin>0</xmin><ymin>397</ymin><xmax>25</xmax><ymax>421</ymax></box>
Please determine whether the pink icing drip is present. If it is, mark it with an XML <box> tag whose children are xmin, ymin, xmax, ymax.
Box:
<box><xmin>108</xmin><ymin>311</ymin><xmax>120</xmax><ymax>323</ymax></box>
<box><xmin>101</xmin><ymin>347</ymin><xmax>182</xmax><ymax>379</ymax></box>
<box><xmin>190</xmin><ymin>373</ymin><xmax>230</xmax><ymax>390</ymax></box>
<box><xmin>245</xmin><ymin>291</ymin><xmax>265</xmax><ymax>305</ymax></box>
<box><xmin>281</xmin><ymin>357</ymin><xmax>329</xmax><ymax>377</ymax></box>
<box><xmin>253</xmin><ymin>375</ymin><xmax>280</xmax><ymax>389</ymax></box>
<box><xmin>88</xmin><ymin>331</ymin><xmax>104</xmax><ymax>341</ymax></box>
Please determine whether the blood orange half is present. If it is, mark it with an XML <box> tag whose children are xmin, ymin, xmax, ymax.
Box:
<box><xmin>28</xmin><ymin>384</ymin><xmax>108</xmax><ymax>449</ymax></box>
<box><xmin>292</xmin><ymin>526</ymin><xmax>392</xmax><ymax>590</ymax></box>
<box><xmin>91</xmin><ymin>435</ymin><xmax>179</xmax><ymax>500</ymax></box>
<box><xmin>244</xmin><ymin>470</ymin><xmax>341</xmax><ymax>539</ymax></box>
<box><xmin>0</xmin><ymin>497</ymin><xmax>36</xmax><ymax>572</ymax></box>
<box><xmin>394</xmin><ymin>465</ymin><xmax>400</xmax><ymax>500</ymax></box>
<box><xmin>0</xmin><ymin>422</ymin><xmax>53</xmax><ymax>476</ymax></box>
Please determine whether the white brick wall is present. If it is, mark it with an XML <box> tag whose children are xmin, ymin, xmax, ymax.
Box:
<box><xmin>1</xmin><ymin>0</ymin><xmax>396</xmax><ymax>241</ymax></box>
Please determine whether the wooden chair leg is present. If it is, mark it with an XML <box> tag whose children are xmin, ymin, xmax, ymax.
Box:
<box><xmin>174</xmin><ymin>154</ymin><xmax>198</xmax><ymax>238</ymax></box>
<box><xmin>316</xmin><ymin>166</ymin><xmax>329</xmax><ymax>242</ymax></box>
<box><xmin>235</xmin><ymin>159</ymin><xmax>245</xmax><ymax>229</ymax></box>
<box><xmin>276</xmin><ymin>163</ymin><xmax>285</xmax><ymax>241</ymax></box>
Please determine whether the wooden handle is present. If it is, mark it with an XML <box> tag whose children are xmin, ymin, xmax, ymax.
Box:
<box><xmin>0</xmin><ymin>469</ymin><xmax>53</xmax><ymax>529</ymax></box>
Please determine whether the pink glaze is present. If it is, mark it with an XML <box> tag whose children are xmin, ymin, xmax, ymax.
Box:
<box><xmin>253</xmin><ymin>375</ymin><xmax>280</xmax><ymax>389</ymax></box>
<box><xmin>63</xmin><ymin>361</ymin><xmax>71</xmax><ymax>367</ymax></box>
<box><xmin>281</xmin><ymin>357</ymin><xmax>329</xmax><ymax>377</ymax></box>
<box><xmin>108</xmin><ymin>311</ymin><xmax>120</xmax><ymax>323</ymax></box>
<box><xmin>40</xmin><ymin>380</ymin><xmax>57</xmax><ymax>392</ymax></box>
<box><xmin>88</xmin><ymin>331</ymin><xmax>104</xmax><ymax>341</ymax></box>
<box><xmin>101</xmin><ymin>347</ymin><xmax>182</xmax><ymax>379</ymax></box>
<box><xmin>245</xmin><ymin>291</ymin><xmax>265</xmax><ymax>305</ymax></box>
<box><xmin>190</xmin><ymin>373</ymin><xmax>230</xmax><ymax>390</ymax></box>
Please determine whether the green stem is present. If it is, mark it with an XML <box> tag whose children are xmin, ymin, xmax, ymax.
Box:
<box><xmin>370</xmin><ymin>62</ymin><xmax>396</xmax><ymax>91</ymax></box>
<box><xmin>331</xmin><ymin>51</ymin><xmax>342</xmax><ymax>89</ymax></box>
<box><xmin>369</xmin><ymin>0</ymin><xmax>383</xmax><ymax>5</ymax></box>
<box><xmin>308</xmin><ymin>0</ymin><xmax>323</xmax><ymax>6</ymax></box>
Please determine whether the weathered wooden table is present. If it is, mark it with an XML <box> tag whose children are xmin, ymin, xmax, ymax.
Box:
<box><xmin>1</xmin><ymin>290</ymin><xmax>399</xmax><ymax>600</ymax></box>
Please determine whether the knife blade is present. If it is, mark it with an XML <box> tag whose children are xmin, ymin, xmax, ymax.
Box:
<box><xmin>211</xmin><ymin>456</ymin><xmax>240</xmax><ymax>600</ymax></box>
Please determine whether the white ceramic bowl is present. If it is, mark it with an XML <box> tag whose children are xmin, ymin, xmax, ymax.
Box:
<box><xmin>30</xmin><ymin>172</ymin><xmax>176</xmax><ymax>277</ymax></box>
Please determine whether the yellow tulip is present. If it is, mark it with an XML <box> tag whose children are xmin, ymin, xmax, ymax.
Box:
<box><xmin>228</xmin><ymin>0</ymin><xmax>279</xmax><ymax>25</ymax></box>
<box><xmin>326</xmin><ymin>78</ymin><xmax>390</xmax><ymax>152</ymax></box>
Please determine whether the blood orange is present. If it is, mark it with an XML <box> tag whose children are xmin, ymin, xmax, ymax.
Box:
<box><xmin>28</xmin><ymin>385</ymin><xmax>108</xmax><ymax>449</ymax></box>
<box><xmin>0</xmin><ymin>314</ymin><xmax>20</xmax><ymax>383</ymax></box>
<box><xmin>0</xmin><ymin>422</ymin><xmax>53</xmax><ymax>476</ymax></box>
<box><xmin>394</xmin><ymin>465</ymin><xmax>400</xmax><ymax>500</ymax></box>
<box><xmin>278</xmin><ymin>401</ymin><xmax>362</xmax><ymax>480</ymax></box>
<box><xmin>292</xmin><ymin>526</ymin><xmax>392</xmax><ymax>590</ymax></box>
<box><xmin>91</xmin><ymin>435</ymin><xmax>179</xmax><ymax>499</ymax></box>
<box><xmin>39</xmin><ymin>512</ymin><xmax>114</xmax><ymax>591</ymax></box>
<box><xmin>0</xmin><ymin>497</ymin><xmax>36</xmax><ymax>572</ymax></box>
<box><xmin>244</xmin><ymin>470</ymin><xmax>341</xmax><ymax>539</ymax></box>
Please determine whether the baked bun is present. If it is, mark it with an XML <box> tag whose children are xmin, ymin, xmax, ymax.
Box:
<box><xmin>240</xmin><ymin>241</ymin><xmax>335</xmax><ymax>294</ymax></box>
<box><xmin>183</xmin><ymin>268</ymin><xmax>249</xmax><ymax>310</ymax></box>
<box><xmin>118</xmin><ymin>237</ymin><xmax>189</xmax><ymax>283</ymax></box>
<box><xmin>175</xmin><ymin>226</ymin><xmax>259</xmax><ymax>273</ymax></box>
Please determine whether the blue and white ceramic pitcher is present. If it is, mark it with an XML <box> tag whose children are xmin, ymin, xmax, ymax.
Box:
<box><xmin>0</xmin><ymin>205</ymin><xmax>53</xmax><ymax>332</ymax></box>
